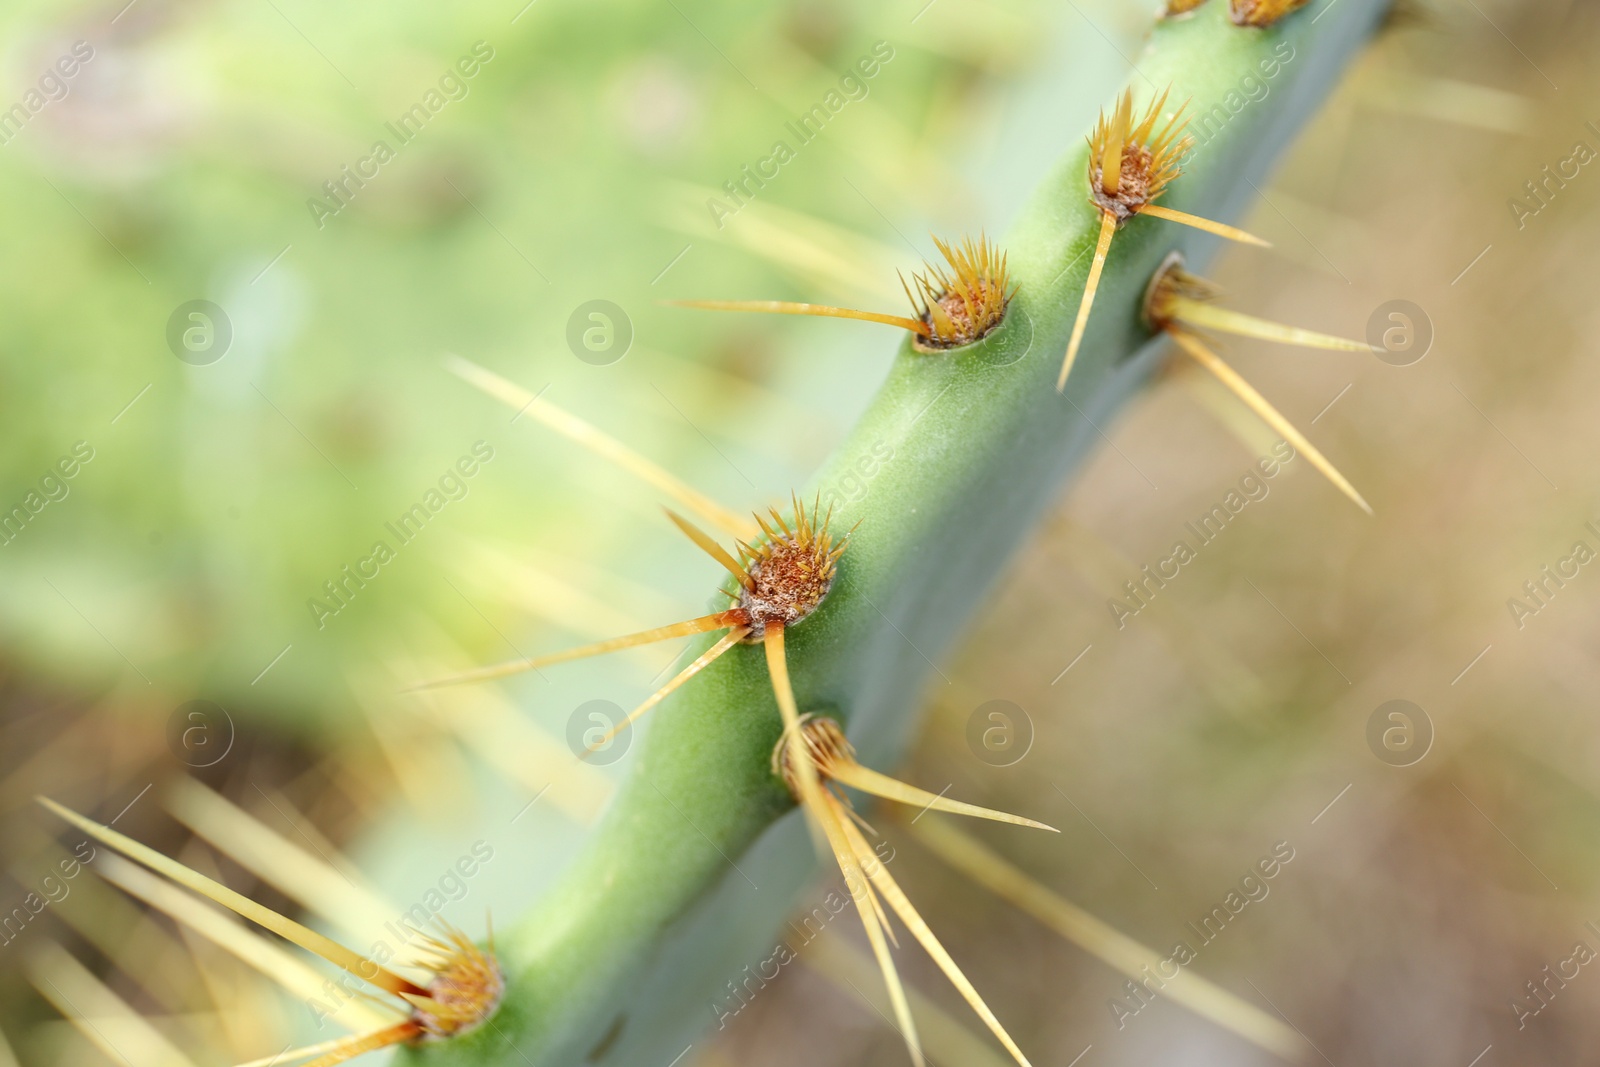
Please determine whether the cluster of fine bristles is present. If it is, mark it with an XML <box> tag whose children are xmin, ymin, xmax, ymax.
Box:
<box><xmin>406</xmin><ymin>489</ymin><xmax>850</xmax><ymax>753</ymax></box>
<box><xmin>1229</xmin><ymin>0</ymin><xmax>1313</xmax><ymax>26</ymax></box>
<box><xmin>1161</xmin><ymin>0</ymin><xmax>1310</xmax><ymax>23</ymax></box>
<box><xmin>1057</xmin><ymin>87</ymin><xmax>1270</xmax><ymax>391</ymax></box>
<box><xmin>1087</xmin><ymin>89</ymin><xmax>1193</xmax><ymax>222</ymax></box>
<box><xmin>772</xmin><ymin>713</ymin><xmax>856</xmax><ymax>787</ymax></box>
<box><xmin>729</xmin><ymin>496</ymin><xmax>848</xmax><ymax>639</ymax></box>
<box><xmin>1140</xmin><ymin>253</ymin><xmax>1222</xmax><ymax>323</ymax></box>
<box><xmin>35</xmin><ymin>796</ymin><xmax>504</xmax><ymax>1067</ymax></box>
<box><xmin>666</xmin><ymin>234</ymin><xmax>1012</xmax><ymax>351</ymax></box>
<box><xmin>409</xmin><ymin>926</ymin><xmax>507</xmax><ymax>1041</ymax></box>
<box><xmin>904</xmin><ymin>235</ymin><xmax>1013</xmax><ymax>349</ymax></box>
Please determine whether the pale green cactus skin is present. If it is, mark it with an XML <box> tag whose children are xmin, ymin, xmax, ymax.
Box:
<box><xmin>410</xmin><ymin>2</ymin><xmax>1389</xmax><ymax>1063</ymax></box>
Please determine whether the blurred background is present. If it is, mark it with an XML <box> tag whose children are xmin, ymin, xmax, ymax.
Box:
<box><xmin>1</xmin><ymin>0</ymin><xmax>1597</xmax><ymax>1064</ymax></box>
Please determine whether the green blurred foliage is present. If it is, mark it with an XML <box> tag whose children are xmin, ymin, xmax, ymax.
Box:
<box><xmin>0</xmin><ymin>0</ymin><xmax>1058</xmax><ymax>726</ymax></box>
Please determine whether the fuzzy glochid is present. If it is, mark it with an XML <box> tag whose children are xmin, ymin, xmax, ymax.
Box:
<box><xmin>1087</xmin><ymin>89</ymin><xmax>1193</xmax><ymax>223</ymax></box>
<box><xmin>1230</xmin><ymin>0</ymin><xmax>1313</xmax><ymax>27</ymax></box>
<box><xmin>667</xmin><ymin>235</ymin><xmax>1012</xmax><ymax>353</ymax></box>
<box><xmin>409</xmin><ymin>927</ymin><xmax>506</xmax><ymax>1042</ymax></box>
<box><xmin>1057</xmin><ymin>85</ymin><xmax>1269</xmax><ymax>391</ymax></box>
<box><xmin>771</xmin><ymin>713</ymin><xmax>853</xmax><ymax>795</ymax></box>
<box><xmin>906</xmin><ymin>235</ymin><xmax>1014</xmax><ymax>350</ymax></box>
<box><xmin>731</xmin><ymin>496</ymin><xmax>848</xmax><ymax>641</ymax></box>
<box><xmin>1141</xmin><ymin>250</ymin><xmax>1217</xmax><ymax>330</ymax></box>
<box><xmin>1159</xmin><ymin>0</ymin><xmax>1314</xmax><ymax>24</ymax></box>
<box><xmin>36</xmin><ymin>796</ymin><xmax>505</xmax><ymax>1067</ymax></box>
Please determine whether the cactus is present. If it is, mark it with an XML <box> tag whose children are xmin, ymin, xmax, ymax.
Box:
<box><xmin>404</xmin><ymin>2</ymin><xmax>1391</xmax><ymax>1064</ymax></box>
<box><xmin>20</xmin><ymin>2</ymin><xmax>1393</xmax><ymax>1065</ymax></box>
